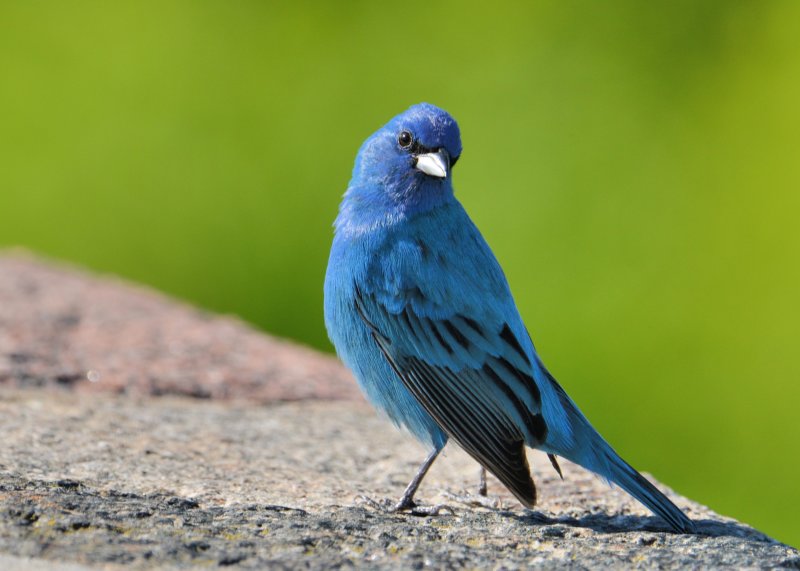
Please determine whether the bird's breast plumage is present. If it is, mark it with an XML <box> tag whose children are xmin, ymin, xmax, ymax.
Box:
<box><xmin>324</xmin><ymin>209</ymin><xmax>449</xmax><ymax>449</ymax></box>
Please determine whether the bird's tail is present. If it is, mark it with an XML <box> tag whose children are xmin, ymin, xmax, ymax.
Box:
<box><xmin>592</xmin><ymin>441</ymin><xmax>696</xmax><ymax>533</ymax></box>
<box><xmin>544</xmin><ymin>382</ymin><xmax>696</xmax><ymax>533</ymax></box>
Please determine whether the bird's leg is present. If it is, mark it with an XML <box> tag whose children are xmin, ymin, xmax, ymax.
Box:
<box><xmin>478</xmin><ymin>466</ymin><xmax>487</xmax><ymax>496</ymax></box>
<box><xmin>355</xmin><ymin>448</ymin><xmax>452</xmax><ymax>516</ymax></box>
<box><xmin>392</xmin><ymin>448</ymin><xmax>441</xmax><ymax>512</ymax></box>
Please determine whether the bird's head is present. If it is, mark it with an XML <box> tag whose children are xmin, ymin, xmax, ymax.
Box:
<box><xmin>344</xmin><ymin>103</ymin><xmax>462</xmax><ymax>224</ymax></box>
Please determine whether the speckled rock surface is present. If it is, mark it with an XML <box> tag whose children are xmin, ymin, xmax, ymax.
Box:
<box><xmin>0</xmin><ymin>392</ymin><xmax>796</xmax><ymax>570</ymax></box>
<box><xmin>0</xmin><ymin>252</ymin><xmax>796</xmax><ymax>569</ymax></box>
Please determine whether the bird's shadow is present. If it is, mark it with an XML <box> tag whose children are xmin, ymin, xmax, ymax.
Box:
<box><xmin>507</xmin><ymin>510</ymin><xmax>772</xmax><ymax>542</ymax></box>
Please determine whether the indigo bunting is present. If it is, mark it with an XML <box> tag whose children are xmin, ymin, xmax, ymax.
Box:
<box><xmin>324</xmin><ymin>103</ymin><xmax>695</xmax><ymax>533</ymax></box>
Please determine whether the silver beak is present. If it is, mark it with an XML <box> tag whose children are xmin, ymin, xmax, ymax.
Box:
<box><xmin>414</xmin><ymin>149</ymin><xmax>449</xmax><ymax>178</ymax></box>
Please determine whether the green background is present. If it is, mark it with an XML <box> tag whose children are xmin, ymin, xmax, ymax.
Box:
<box><xmin>1</xmin><ymin>0</ymin><xmax>798</xmax><ymax>546</ymax></box>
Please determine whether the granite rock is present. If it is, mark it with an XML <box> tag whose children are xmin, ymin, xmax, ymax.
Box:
<box><xmin>0</xmin><ymin>392</ymin><xmax>796</xmax><ymax>570</ymax></box>
<box><xmin>0</xmin><ymin>252</ymin><xmax>359</xmax><ymax>402</ymax></box>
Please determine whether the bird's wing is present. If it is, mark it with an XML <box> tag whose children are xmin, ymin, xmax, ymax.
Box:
<box><xmin>353</xmin><ymin>283</ymin><xmax>547</xmax><ymax>507</ymax></box>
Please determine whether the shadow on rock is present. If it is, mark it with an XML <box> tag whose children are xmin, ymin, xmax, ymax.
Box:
<box><xmin>511</xmin><ymin>509</ymin><xmax>773</xmax><ymax>541</ymax></box>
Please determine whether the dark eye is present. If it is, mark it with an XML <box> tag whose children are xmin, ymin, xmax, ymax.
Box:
<box><xmin>398</xmin><ymin>130</ymin><xmax>413</xmax><ymax>149</ymax></box>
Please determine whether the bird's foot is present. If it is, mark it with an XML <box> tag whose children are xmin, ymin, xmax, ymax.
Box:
<box><xmin>354</xmin><ymin>494</ymin><xmax>389</xmax><ymax>511</ymax></box>
<box><xmin>392</xmin><ymin>497</ymin><xmax>454</xmax><ymax>516</ymax></box>
<box><xmin>442</xmin><ymin>490</ymin><xmax>504</xmax><ymax>510</ymax></box>
<box><xmin>354</xmin><ymin>495</ymin><xmax>454</xmax><ymax>516</ymax></box>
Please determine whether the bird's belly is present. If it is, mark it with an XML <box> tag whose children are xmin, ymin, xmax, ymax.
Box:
<box><xmin>326</xmin><ymin>290</ymin><xmax>446</xmax><ymax>451</ymax></box>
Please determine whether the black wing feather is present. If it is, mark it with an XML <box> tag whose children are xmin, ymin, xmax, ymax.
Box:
<box><xmin>356</xmin><ymin>288</ymin><xmax>543</xmax><ymax>507</ymax></box>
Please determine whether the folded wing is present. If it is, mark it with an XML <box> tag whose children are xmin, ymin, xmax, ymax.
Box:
<box><xmin>354</xmin><ymin>286</ymin><xmax>548</xmax><ymax>506</ymax></box>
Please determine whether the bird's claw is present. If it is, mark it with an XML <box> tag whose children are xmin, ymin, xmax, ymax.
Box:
<box><xmin>442</xmin><ymin>491</ymin><xmax>504</xmax><ymax>510</ymax></box>
<box><xmin>354</xmin><ymin>494</ymin><xmax>454</xmax><ymax>516</ymax></box>
<box><xmin>354</xmin><ymin>494</ymin><xmax>389</xmax><ymax>511</ymax></box>
<box><xmin>392</xmin><ymin>498</ymin><xmax>454</xmax><ymax>516</ymax></box>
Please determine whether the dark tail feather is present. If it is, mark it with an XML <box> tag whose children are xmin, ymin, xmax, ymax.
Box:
<box><xmin>601</xmin><ymin>449</ymin><xmax>696</xmax><ymax>534</ymax></box>
<box><xmin>548</xmin><ymin>454</ymin><xmax>564</xmax><ymax>479</ymax></box>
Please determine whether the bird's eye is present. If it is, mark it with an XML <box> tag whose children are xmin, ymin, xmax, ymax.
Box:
<box><xmin>398</xmin><ymin>130</ymin><xmax>413</xmax><ymax>149</ymax></box>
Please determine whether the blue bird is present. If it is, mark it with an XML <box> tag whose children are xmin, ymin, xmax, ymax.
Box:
<box><xmin>324</xmin><ymin>103</ymin><xmax>695</xmax><ymax>533</ymax></box>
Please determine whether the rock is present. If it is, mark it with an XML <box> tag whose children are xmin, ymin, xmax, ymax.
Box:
<box><xmin>0</xmin><ymin>252</ymin><xmax>796</xmax><ymax>569</ymax></box>
<box><xmin>0</xmin><ymin>252</ymin><xmax>359</xmax><ymax>402</ymax></box>
<box><xmin>0</xmin><ymin>392</ymin><xmax>795</xmax><ymax>570</ymax></box>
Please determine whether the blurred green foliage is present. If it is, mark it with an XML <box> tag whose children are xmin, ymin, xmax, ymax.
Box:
<box><xmin>1</xmin><ymin>0</ymin><xmax>798</xmax><ymax>546</ymax></box>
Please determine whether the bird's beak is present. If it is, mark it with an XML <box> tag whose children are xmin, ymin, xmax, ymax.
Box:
<box><xmin>414</xmin><ymin>149</ymin><xmax>449</xmax><ymax>178</ymax></box>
